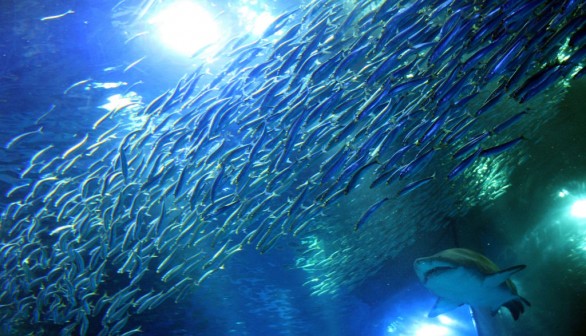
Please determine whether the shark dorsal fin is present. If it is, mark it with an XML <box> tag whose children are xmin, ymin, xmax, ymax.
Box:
<box><xmin>428</xmin><ymin>298</ymin><xmax>462</xmax><ymax>318</ymax></box>
<box><xmin>484</xmin><ymin>265</ymin><xmax>526</xmax><ymax>287</ymax></box>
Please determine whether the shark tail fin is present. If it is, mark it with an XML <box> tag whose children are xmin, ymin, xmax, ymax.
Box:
<box><xmin>502</xmin><ymin>296</ymin><xmax>531</xmax><ymax>320</ymax></box>
<box><xmin>484</xmin><ymin>264</ymin><xmax>526</xmax><ymax>287</ymax></box>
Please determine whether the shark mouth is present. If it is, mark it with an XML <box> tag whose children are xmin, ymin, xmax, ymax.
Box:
<box><xmin>423</xmin><ymin>266</ymin><xmax>456</xmax><ymax>284</ymax></box>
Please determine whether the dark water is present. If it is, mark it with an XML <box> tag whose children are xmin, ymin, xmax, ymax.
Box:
<box><xmin>1</xmin><ymin>0</ymin><xmax>585</xmax><ymax>335</ymax></box>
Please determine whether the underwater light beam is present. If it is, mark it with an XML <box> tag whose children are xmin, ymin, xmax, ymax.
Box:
<box><xmin>237</xmin><ymin>6</ymin><xmax>275</xmax><ymax>36</ymax></box>
<box><xmin>414</xmin><ymin>323</ymin><xmax>451</xmax><ymax>336</ymax></box>
<box><xmin>99</xmin><ymin>94</ymin><xmax>132</xmax><ymax>111</ymax></box>
<box><xmin>571</xmin><ymin>199</ymin><xmax>586</xmax><ymax>219</ymax></box>
<box><xmin>149</xmin><ymin>1</ymin><xmax>220</xmax><ymax>57</ymax></box>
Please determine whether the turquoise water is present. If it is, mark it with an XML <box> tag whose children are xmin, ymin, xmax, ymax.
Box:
<box><xmin>0</xmin><ymin>1</ymin><xmax>585</xmax><ymax>335</ymax></box>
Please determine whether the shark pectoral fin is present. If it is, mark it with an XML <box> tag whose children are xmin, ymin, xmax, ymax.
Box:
<box><xmin>471</xmin><ymin>306</ymin><xmax>508</xmax><ymax>336</ymax></box>
<box><xmin>502</xmin><ymin>299</ymin><xmax>522</xmax><ymax>320</ymax></box>
<box><xmin>428</xmin><ymin>298</ymin><xmax>461</xmax><ymax>318</ymax></box>
<box><xmin>484</xmin><ymin>264</ymin><xmax>526</xmax><ymax>287</ymax></box>
<box><xmin>502</xmin><ymin>295</ymin><xmax>531</xmax><ymax>320</ymax></box>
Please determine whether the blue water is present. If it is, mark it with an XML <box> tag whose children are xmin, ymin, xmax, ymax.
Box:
<box><xmin>1</xmin><ymin>0</ymin><xmax>585</xmax><ymax>335</ymax></box>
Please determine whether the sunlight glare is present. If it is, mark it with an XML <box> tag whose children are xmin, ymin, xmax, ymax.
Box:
<box><xmin>571</xmin><ymin>199</ymin><xmax>586</xmax><ymax>219</ymax></box>
<box><xmin>150</xmin><ymin>1</ymin><xmax>220</xmax><ymax>56</ymax></box>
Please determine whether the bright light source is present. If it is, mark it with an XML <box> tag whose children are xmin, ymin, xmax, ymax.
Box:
<box><xmin>149</xmin><ymin>1</ymin><xmax>220</xmax><ymax>56</ymax></box>
<box><xmin>571</xmin><ymin>199</ymin><xmax>586</xmax><ymax>218</ymax></box>
<box><xmin>414</xmin><ymin>323</ymin><xmax>450</xmax><ymax>336</ymax></box>
<box><xmin>238</xmin><ymin>6</ymin><xmax>275</xmax><ymax>36</ymax></box>
<box><xmin>92</xmin><ymin>82</ymin><xmax>127</xmax><ymax>90</ymax></box>
<box><xmin>99</xmin><ymin>94</ymin><xmax>132</xmax><ymax>111</ymax></box>
<box><xmin>253</xmin><ymin>12</ymin><xmax>275</xmax><ymax>36</ymax></box>
<box><xmin>558</xmin><ymin>189</ymin><xmax>569</xmax><ymax>198</ymax></box>
<box><xmin>436</xmin><ymin>315</ymin><xmax>455</xmax><ymax>325</ymax></box>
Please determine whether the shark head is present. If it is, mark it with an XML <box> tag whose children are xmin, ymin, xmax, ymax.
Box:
<box><xmin>413</xmin><ymin>248</ymin><xmax>530</xmax><ymax>320</ymax></box>
<box><xmin>413</xmin><ymin>256</ymin><xmax>458</xmax><ymax>285</ymax></box>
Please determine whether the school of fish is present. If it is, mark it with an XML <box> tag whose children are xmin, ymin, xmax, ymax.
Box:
<box><xmin>1</xmin><ymin>0</ymin><xmax>585</xmax><ymax>334</ymax></box>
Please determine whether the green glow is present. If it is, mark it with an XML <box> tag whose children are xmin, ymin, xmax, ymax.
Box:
<box><xmin>571</xmin><ymin>199</ymin><xmax>586</xmax><ymax>219</ymax></box>
<box><xmin>556</xmin><ymin>38</ymin><xmax>571</xmax><ymax>63</ymax></box>
<box><xmin>462</xmin><ymin>157</ymin><xmax>511</xmax><ymax>208</ymax></box>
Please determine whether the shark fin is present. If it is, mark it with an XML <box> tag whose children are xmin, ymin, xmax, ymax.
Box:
<box><xmin>502</xmin><ymin>296</ymin><xmax>531</xmax><ymax>320</ymax></box>
<box><xmin>428</xmin><ymin>298</ymin><xmax>461</xmax><ymax>317</ymax></box>
<box><xmin>471</xmin><ymin>306</ymin><xmax>508</xmax><ymax>336</ymax></box>
<box><xmin>484</xmin><ymin>264</ymin><xmax>526</xmax><ymax>287</ymax></box>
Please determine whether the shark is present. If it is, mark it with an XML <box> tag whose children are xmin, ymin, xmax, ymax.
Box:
<box><xmin>413</xmin><ymin>248</ymin><xmax>530</xmax><ymax>321</ymax></box>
